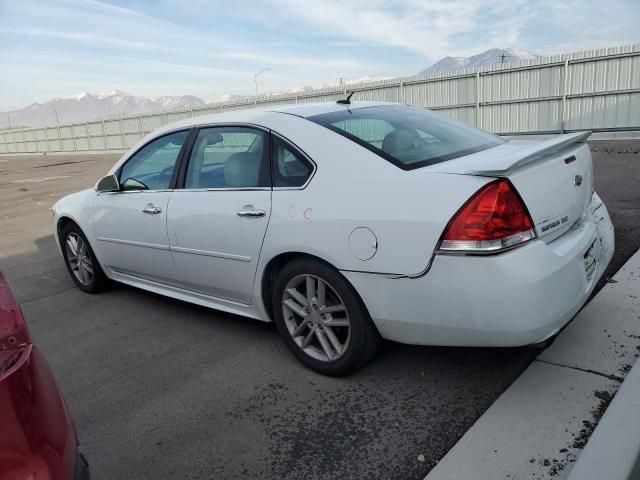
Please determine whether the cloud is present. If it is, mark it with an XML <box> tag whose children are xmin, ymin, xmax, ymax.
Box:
<box><xmin>1</xmin><ymin>0</ymin><xmax>639</xmax><ymax>110</ymax></box>
<box><xmin>0</xmin><ymin>1</ymin><xmax>362</xmax><ymax>70</ymax></box>
<box><xmin>0</xmin><ymin>26</ymin><xmax>362</xmax><ymax>72</ymax></box>
<box><xmin>0</xmin><ymin>27</ymin><xmax>160</xmax><ymax>50</ymax></box>
<box><xmin>242</xmin><ymin>0</ymin><xmax>534</xmax><ymax>59</ymax></box>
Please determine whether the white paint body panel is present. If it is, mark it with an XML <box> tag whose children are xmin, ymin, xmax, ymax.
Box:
<box><xmin>93</xmin><ymin>191</ymin><xmax>176</xmax><ymax>282</ymax></box>
<box><xmin>166</xmin><ymin>190</ymin><xmax>272</xmax><ymax>304</ymax></box>
<box><xmin>344</xmin><ymin>193</ymin><xmax>614</xmax><ymax>346</ymax></box>
<box><xmin>51</xmin><ymin>102</ymin><xmax>615</xmax><ymax>347</ymax></box>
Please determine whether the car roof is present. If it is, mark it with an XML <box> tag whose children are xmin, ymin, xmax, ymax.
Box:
<box><xmin>265</xmin><ymin>101</ymin><xmax>396</xmax><ymax>118</ymax></box>
<box><xmin>134</xmin><ymin>102</ymin><xmax>402</xmax><ymax>150</ymax></box>
<box><xmin>152</xmin><ymin>101</ymin><xmax>397</xmax><ymax>133</ymax></box>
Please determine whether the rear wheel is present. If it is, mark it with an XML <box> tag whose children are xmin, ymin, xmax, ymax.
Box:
<box><xmin>61</xmin><ymin>222</ymin><xmax>110</xmax><ymax>293</ymax></box>
<box><xmin>272</xmin><ymin>258</ymin><xmax>381</xmax><ymax>376</ymax></box>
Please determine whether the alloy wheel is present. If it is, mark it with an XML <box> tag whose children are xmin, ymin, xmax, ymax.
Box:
<box><xmin>281</xmin><ymin>274</ymin><xmax>351</xmax><ymax>362</ymax></box>
<box><xmin>65</xmin><ymin>233</ymin><xmax>94</xmax><ymax>286</ymax></box>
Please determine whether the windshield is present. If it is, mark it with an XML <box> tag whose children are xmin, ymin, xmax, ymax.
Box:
<box><xmin>308</xmin><ymin>105</ymin><xmax>504</xmax><ymax>170</ymax></box>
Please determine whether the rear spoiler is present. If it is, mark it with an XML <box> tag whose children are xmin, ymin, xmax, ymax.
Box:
<box><xmin>466</xmin><ymin>131</ymin><xmax>591</xmax><ymax>176</ymax></box>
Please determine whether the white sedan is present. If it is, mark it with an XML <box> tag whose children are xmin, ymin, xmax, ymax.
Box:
<box><xmin>52</xmin><ymin>101</ymin><xmax>614</xmax><ymax>375</ymax></box>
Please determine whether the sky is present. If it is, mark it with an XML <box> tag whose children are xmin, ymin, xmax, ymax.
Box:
<box><xmin>0</xmin><ymin>0</ymin><xmax>639</xmax><ymax>111</ymax></box>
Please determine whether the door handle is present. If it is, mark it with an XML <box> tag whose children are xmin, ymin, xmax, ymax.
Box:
<box><xmin>237</xmin><ymin>207</ymin><xmax>266</xmax><ymax>218</ymax></box>
<box><xmin>142</xmin><ymin>205</ymin><xmax>162</xmax><ymax>214</ymax></box>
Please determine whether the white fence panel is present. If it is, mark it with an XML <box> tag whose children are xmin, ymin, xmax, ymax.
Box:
<box><xmin>87</xmin><ymin>122</ymin><xmax>103</xmax><ymax>136</ymax></box>
<box><xmin>481</xmin><ymin>100</ymin><xmax>562</xmax><ymax>134</ymax></box>
<box><xmin>141</xmin><ymin>114</ymin><xmax>166</xmax><ymax>132</ymax></box>
<box><xmin>1</xmin><ymin>44</ymin><xmax>639</xmax><ymax>154</ymax></box>
<box><xmin>566</xmin><ymin>92</ymin><xmax>640</xmax><ymax>130</ymax></box>
<box><xmin>483</xmin><ymin>65</ymin><xmax>564</xmax><ymax>102</ymax></box>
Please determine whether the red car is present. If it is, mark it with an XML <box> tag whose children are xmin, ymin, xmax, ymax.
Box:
<box><xmin>0</xmin><ymin>272</ymin><xmax>89</xmax><ymax>480</ymax></box>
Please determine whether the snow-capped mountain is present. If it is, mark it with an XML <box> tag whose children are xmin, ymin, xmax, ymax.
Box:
<box><xmin>418</xmin><ymin>48</ymin><xmax>540</xmax><ymax>75</ymax></box>
<box><xmin>0</xmin><ymin>91</ymin><xmax>205</xmax><ymax>129</ymax></box>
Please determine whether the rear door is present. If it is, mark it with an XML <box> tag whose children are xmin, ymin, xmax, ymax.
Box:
<box><xmin>166</xmin><ymin>126</ymin><xmax>272</xmax><ymax>304</ymax></box>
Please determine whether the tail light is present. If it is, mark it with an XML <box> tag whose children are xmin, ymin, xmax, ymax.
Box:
<box><xmin>0</xmin><ymin>272</ymin><xmax>31</xmax><ymax>379</ymax></box>
<box><xmin>0</xmin><ymin>273</ymin><xmax>31</xmax><ymax>350</ymax></box>
<box><xmin>439</xmin><ymin>179</ymin><xmax>536</xmax><ymax>253</ymax></box>
<box><xmin>0</xmin><ymin>347</ymin><xmax>30</xmax><ymax>377</ymax></box>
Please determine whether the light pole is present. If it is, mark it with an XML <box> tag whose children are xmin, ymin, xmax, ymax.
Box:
<box><xmin>254</xmin><ymin>68</ymin><xmax>270</xmax><ymax>105</ymax></box>
<box><xmin>7</xmin><ymin>115</ymin><xmax>11</xmax><ymax>130</ymax></box>
<box><xmin>54</xmin><ymin>109</ymin><xmax>60</xmax><ymax>126</ymax></box>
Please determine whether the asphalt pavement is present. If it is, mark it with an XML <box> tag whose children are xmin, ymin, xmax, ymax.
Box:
<box><xmin>0</xmin><ymin>139</ymin><xmax>638</xmax><ymax>479</ymax></box>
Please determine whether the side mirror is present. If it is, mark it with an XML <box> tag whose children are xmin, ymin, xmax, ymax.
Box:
<box><xmin>96</xmin><ymin>174</ymin><xmax>120</xmax><ymax>193</ymax></box>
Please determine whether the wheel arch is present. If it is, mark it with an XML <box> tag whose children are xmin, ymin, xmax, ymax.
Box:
<box><xmin>55</xmin><ymin>215</ymin><xmax>90</xmax><ymax>250</ymax></box>
<box><xmin>54</xmin><ymin>214</ymin><xmax>106</xmax><ymax>272</ymax></box>
<box><xmin>56</xmin><ymin>215</ymin><xmax>75</xmax><ymax>240</ymax></box>
<box><xmin>259</xmin><ymin>251</ymin><xmax>374</xmax><ymax>327</ymax></box>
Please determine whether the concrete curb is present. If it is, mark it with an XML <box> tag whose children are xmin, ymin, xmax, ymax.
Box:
<box><xmin>567</xmin><ymin>360</ymin><xmax>640</xmax><ymax>480</ymax></box>
<box><xmin>425</xmin><ymin>248</ymin><xmax>640</xmax><ymax>480</ymax></box>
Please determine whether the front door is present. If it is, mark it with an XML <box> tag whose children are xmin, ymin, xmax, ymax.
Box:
<box><xmin>166</xmin><ymin>126</ymin><xmax>271</xmax><ymax>304</ymax></box>
<box><xmin>93</xmin><ymin>129</ymin><xmax>189</xmax><ymax>283</ymax></box>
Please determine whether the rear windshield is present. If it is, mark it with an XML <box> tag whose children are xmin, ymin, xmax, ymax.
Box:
<box><xmin>308</xmin><ymin>105</ymin><xmax>504</xmax><ymax>170</ymax></box>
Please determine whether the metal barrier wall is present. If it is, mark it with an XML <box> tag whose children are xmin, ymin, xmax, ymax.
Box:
<box><xmin>1</xmin><ymin>44</ymin><xmax>639</xmax><ymax>154</ymax></box>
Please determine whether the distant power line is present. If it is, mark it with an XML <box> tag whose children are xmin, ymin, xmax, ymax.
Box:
<box><xmin>499</xmin><ymin>52</ymin><xmax>512</xmax><ymax>64</ymax></box>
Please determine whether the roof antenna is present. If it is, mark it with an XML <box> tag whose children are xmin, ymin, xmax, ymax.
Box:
<box><xmin>337</xmin><ymin>91</ymin><xmax>355</xmax><ymax>105</ymax></box>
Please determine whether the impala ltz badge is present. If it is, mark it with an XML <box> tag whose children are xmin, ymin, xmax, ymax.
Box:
<box><xmin>574</xmin><ymin>174</ymin><xmax>583</xmax><ymax>186</ymax></box>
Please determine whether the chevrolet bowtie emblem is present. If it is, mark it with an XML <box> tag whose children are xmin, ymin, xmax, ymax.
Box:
<box><xmin>574</xmin><ymin>174</ymin><xmax>583</xmax><ymax>186</ymax></box>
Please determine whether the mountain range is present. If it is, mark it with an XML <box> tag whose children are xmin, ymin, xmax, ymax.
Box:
<box><xmin>0</xmin><ymin>91</ymin><xmax>204</xmax><ymax>129</ymax></box>
<box><xmin>1</xmin><ymin>48</ymin><xmax>539</xmax><ymax>129</ymax></box>
<box><xmin>417</xmin><ymin>48</ymin><xmax>539</xmax><ymax>75</ymax></box>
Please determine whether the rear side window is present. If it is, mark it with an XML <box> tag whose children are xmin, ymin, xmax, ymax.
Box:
<box><xmin>308</xmin><ymin>105</ymin><xmax>504</xmax><ymax>170</ymax></box>
<box><xmin>272</xmin><ymin>136</ymin><xmax>312</xmax><ymax>188</ymax></box>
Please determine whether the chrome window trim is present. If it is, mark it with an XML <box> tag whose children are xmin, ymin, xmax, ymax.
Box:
<box><xmin>96</xmin><ymin>188</ymin><xmax>174</xmax><ymax>195</ymax></box>
<box><xmin>183</xmin><ymin>122</ymin><xmax>271</xmax><ymax>133</ymax></box>
<box><xmin>172</xmin><ymin>187</ymin><xmax>272</xmax><ymax>193</ymax></box>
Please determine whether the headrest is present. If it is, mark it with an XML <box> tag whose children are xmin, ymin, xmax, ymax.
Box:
<box><xmin>201</xmin><ymin>131</ymin><xmax>223</xmax><ymax>145</ymax></box>
<box><xmin>224</xmin><ymin>152</ymin><xmax>260</xmax><ymax>187</ymax></box>
<box><xmin>382</xmin><ymin>128</ymin><xmax>422</xmax><ymax>156</ymax></box>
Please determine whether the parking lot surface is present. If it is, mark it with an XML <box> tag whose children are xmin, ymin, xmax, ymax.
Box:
<box><xmin>0</xmin><ymin>140</ymin><xmax>638</xmax><ymax>480</ymax></box>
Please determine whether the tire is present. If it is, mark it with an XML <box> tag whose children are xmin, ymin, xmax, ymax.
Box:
<box><xmin>272</xmin><ymin>258</ymin><xmax>381</xmax><ymax>376</ymax></box>
<box><xmin>60</xmin><ymin>222</ymin><xmax>110</xmax><ymax>294</ymax></box>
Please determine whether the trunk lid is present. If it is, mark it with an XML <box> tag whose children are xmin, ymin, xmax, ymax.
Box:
<box><xmin>428</xmin><ymin>132</ymin><xmax>594</xmax><ymax>241</ymax></box>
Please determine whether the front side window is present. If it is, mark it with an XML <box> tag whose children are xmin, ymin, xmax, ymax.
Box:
<box><xmin>272</xmin><ymin>136</ymin><xmax>312</xmax><ymax>187</ymax></box>
<box><xmin>308</xmin><ymin>105</ymin><xmax>504</xmax><ymax>170</ymax></box>
<box><xmin>185</xmin><ymin>127</ymin><xmax>269</xmax><ymax>188</ymax></box>
<box><xmin>119</xmin><ymin>130</ymin><xmax>188</xmax><ymax>190</ymax></box>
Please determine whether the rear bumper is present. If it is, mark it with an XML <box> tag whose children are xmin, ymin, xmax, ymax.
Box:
<box><xmin>343</xmin><ymin>193</ymin><xmax>615</xmax><ymax>347</ymax></box>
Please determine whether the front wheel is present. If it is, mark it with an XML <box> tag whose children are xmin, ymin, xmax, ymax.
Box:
<box><xmin>61</xmin><ymin>222</ymin><xmax>110</xmax><ymax>293</ymax></box>
<box><xmin>272</xmin><ymin>259</ymin><xmax>381</xmax><ymax>376</ymax></box>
